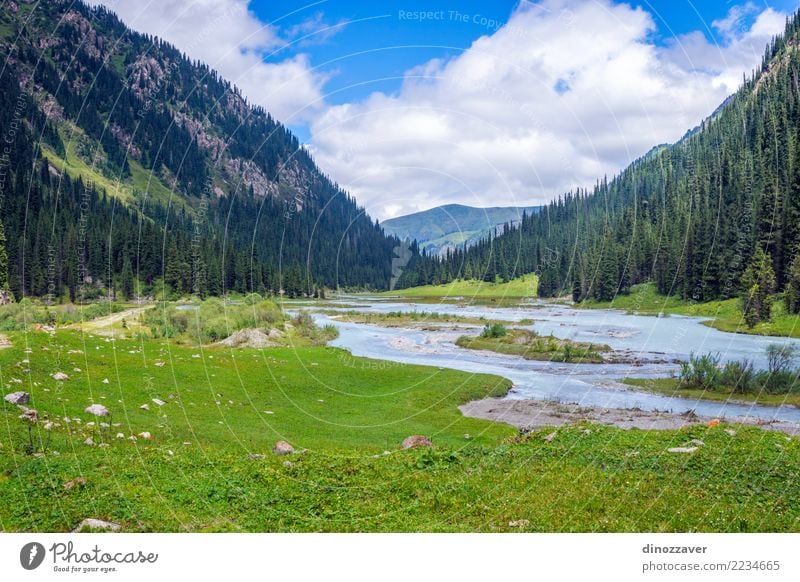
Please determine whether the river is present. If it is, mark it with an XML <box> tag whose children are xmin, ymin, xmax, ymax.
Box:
<box><xmin>302</xmin><ymin>297</ymin><xmax>800</xmax><ymax>423</ymax></box>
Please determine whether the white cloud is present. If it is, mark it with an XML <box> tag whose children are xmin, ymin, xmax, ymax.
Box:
<box><xmin>88</xmin><ymin>0</ymin><xmax>327</xmax><ymax>122</ymax></box>
<box><xmin>307</xmin><ymin>0</ymin><xmax>789</xmax><ymax>220</ymax></box>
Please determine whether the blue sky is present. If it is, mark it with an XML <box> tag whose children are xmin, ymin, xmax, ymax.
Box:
<box><xmin>251</xmin><ymin>0</ymin><xmax>797</xmax><ymax>110</ymax></box>
<box><xmin>98</xmin><ymin>0</ymin><xmax>798</xmax><ymax>219</ymax></box>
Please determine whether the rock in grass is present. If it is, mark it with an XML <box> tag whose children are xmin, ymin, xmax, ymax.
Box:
<box><xmin>667</xmin><ymin>446</ymin><xmax>698</xmax><ymax>454</ymax></box>
<box><xmin>4</xmin><ymin>391</ymin><xmax>29</xmax><ymax>405</ymax></box>
<box><xmin>72</xmin><ymin>518</ymin><xmax>121</xmax><ymax>533</ymax></box>
<box><xmin>139</xmin><ymin>404</ymin><xmax>149</xmax><ymax>411</ymax></box>
<box><xmin>137</xmin><ymin>432</ymin><xmax>153</xmax><ymax>440</ymax></box>
<box><xmin>401</xmin><ymin>435</ymin><xmax>433</xmax><ymax>449</ymax></box>
<box><xmin>63</xmin><ymin>476</ymin><xmax>87</xmax><ymax>491</ymax></box>
<box><xmin>83</xmin><ymin>438</ymin><xmax>95</xmax><ymax>446</ymax></box>
<box><xmin>52</xmin><ymin>372</ymin><xmax>69</xmax><ymax>381</ymax></box>
<box><xmin>544</xmin><ymin>431</ymin><xmax>557</xmax><ymax>443</ymax></box>
<box><xmin>151</xmin><ymin>398</ymin><xmax>166</xmax><ymax>406</ymax></box>
<box><xmin>725</xmin><ymin>429</ymin><xmax>737</xmax><ymax>436</ymax></box>
<box><xmin>273</xmin><ymin>441</ymin><xmax>295</xmax><ymax>455</ymax></box>
<box><xmin>688</xmin><ymin>439</ymin><xmax>705</xmax><ymax>446</ymax></box>
<box><xmin>84</xmin><ymin>404</ymin><xmax>109</xmax><ymax>417</ymax></box>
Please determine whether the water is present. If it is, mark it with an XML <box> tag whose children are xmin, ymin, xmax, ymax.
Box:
<box><xmin>306</xmin><ymin>297</ymin><xmax>800</xmax><ymax>423</ymax></box>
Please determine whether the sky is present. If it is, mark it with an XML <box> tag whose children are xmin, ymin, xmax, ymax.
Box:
<box><xmin>89</xmin><ymin>0</ymin><xmax>800</xmax><ymax>220</ymax></box>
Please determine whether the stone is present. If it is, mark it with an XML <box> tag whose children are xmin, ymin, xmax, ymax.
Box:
<box><xmin>83</xmin><ymin>438</ymin><xmax>95</xmax><ymax>446</ymax></box>
<box><xmin>724</xmin><ymin>429</ymin><xmax>737</xmax><ymax>436</ymax></box>
<box><xmin>84</xmin><ymin>404</ymin><xmax>109</xmax><ymax>417</ymax></box>
<box><xmin>248</xmin><ymin>453</ymin><xmax>265</xmax><ymax>460</ymax></box>
<box><xmin>137</xmin><ymin>432</ymin><xmax>153</xmax><ymax>440</ymax></box>
<box><xmin>4</xmin><ymin>391</ymin><xmax>29</xmax><ymax>405</ymax></box>
<box><xmin>63</xmin><ymin>476</ymin><xmax>87</xmax><ymax>491</ymax></box>
<box><xmin>401</xmin><ymin>435</ymin><xmax>433</xmax><ymax>449</ymax></box>
<box><xmin>508</xmin><ymin>519</ymin><xmax>530</xmax><ymax>528</ymax></box>
<box><xmin>667</xmin><ymin>447</ymin><xmax>698</xmax><ymax>454</ymax></box>
<box><xmin>544</xmin><ymin>431</ymin><xmax>557</xmax><ymax>443</ymax></box>
<box><xmin>18</xmin><ymin>409</ymin><xmax>38</xmax><ymax>423</ymax></box>
<box><xmin>273</xmin><ymin>440</ymin><xmax>295</xmax><ymax>455</ymax></box>
<box><xmin>688</xmin><ymin>439</ymin><xmax>705</xmax><ymax>446</ymax></box>
<box><xmin>72</xmin><ymin>518</ymin><xmax>121</xmax><ymax>533</ymax></box>
<box><xmin>139</xmin><ymin>404</ymin><xmax>149</xmax><ymax>411</ymax></box>
<box><xmin>102</xmin><ymin>378</ymin><xmax>110</xmax><ymax>384</ymax></box>
<box><xmin>52</xmin><ymin>372</ymin><xmax>69</xmax><ymax>381</ymax></box>
<box><xmin>152</xmin><ymin>398</ymin><xmax>166</xmax><ymax>406</ymax></box>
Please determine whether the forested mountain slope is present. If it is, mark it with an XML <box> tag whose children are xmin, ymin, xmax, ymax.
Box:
<box><xmin>0</xmin><ymin>0</ymin><xmax>400</xmax><ymax>300</ymax></box>
<box><xmin>398</xmin><ymin>13</ymin><xmax>800</xmax><ymax>306</ymax></box>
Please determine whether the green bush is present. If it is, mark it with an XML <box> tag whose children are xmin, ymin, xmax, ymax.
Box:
<box><xmin>480</xmin><ymin>323</ymin><xmax>507</xmax><ymax>338</ymax></box>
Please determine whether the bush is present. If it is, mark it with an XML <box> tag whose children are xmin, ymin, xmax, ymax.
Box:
<box><xmin>679</xmin><ymin>352</ymin><xmax>721</xmax><ymax>390</ymax></box>
<box><xmin>720</xmin><ymin>360</ymin><xmax>756</xmax><ymax>394</ymax></box>
<box><xmin>480</xmin><ymin>323</ymin><xmax>507</xmax><ymax>338</ymax></box>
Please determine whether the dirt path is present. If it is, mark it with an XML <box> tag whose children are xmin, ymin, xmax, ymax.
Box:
<box><xmin>68</xmin><ymin>306</ymin><xmax>151</xmax><ymax>332</ymax></box>
<box><xmin>460</xmin><ymin>397</ymin><xmax>800</xmax><ymax>435</ymax></box>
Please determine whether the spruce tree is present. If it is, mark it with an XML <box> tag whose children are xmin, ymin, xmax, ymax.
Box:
<box><xmin>741</xmin><ymin>248</ymin><xmax>776</xmax><ymax>327</ymax></box>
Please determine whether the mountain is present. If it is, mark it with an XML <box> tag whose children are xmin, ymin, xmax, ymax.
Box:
<box><xmin>0</xmin><ymin>0</ymin><xmax>401</xmax><ymax>300</ymax></box>
<box><xmin>397</xmin><ymin>11</ymin><xmax>800</xmax><ymax>301</ymax></box>
<box><xmin>381</xmin><ymin>204</ymin><xmax>541</xmax><ymax>256</ymax></box>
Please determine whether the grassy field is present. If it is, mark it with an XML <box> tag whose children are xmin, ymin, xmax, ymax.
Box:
<box><xmin>622</xmin><ymin>377</ymin><xmax>800</xmax><ymax>409</ymax></box>
<box><xmin>2</xmin><ymin>303</ymin><xmax>800</xmax><ymax>532</ymax></box>
<box><xmin>3</xmin><ymin>420</ymin><xmax>799</xmax><ymax>532</ymax></box>
<box><xmin>456</xmin><ymin>328</ymin><xmax>608</xmax><ymax>363</ymax></box>
<box><xmin>385</xmin><ymin>274</ymin><xmax>538</xmax><ymax>300</ymax></box>
<box><xmin>583</xmin><ymin>283</ymin><xmax>800</xmax><ymax>338</ymax></box>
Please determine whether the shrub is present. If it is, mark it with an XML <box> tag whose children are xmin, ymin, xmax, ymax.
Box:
<box><xmin>679</xmin><ymin>352</ymin><xmax>721</xmax><ymax>390</ymax></box>
<box><xmin>720</xmin><ymin>360</ymin><xmax>756</xmax><ymax>394</ymax></box>
<box><xmin>481</xmin><ymin>323</ymin><xmax>507</xmax><ymax>339</ymax></box>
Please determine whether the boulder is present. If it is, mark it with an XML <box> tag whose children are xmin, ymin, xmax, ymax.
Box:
<box><xmin>401</xmin><ymin>435</ymin><xmax>433</xmax><ymax>449</ymax></box>
<box><xmin>72</xmin><ymin>518</ymin><xmax>121</xmax><ymax>533</ymax></box>
<box><xmin>84</xmin><ymin>404</ymin><xmax>109</xmax><ymax>417</ymax></box>
<box><xmin>273</xmin><ymin>440</ymin><xmax>295</xmax><ymax>455</ymax></box>
<box><xmin>4</xmin><ymin>391</ymin><xmax>29</xmax><ymax>405</ymax></box>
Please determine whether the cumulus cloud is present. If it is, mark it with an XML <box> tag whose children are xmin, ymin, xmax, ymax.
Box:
<box><xmin>307</xmin><ymin>0</ymin><xmax>789</xmax><ymax>220</ymax></box>
<box><xmin>88</xmin><ymin>0</ymin><xmax>328</xmax><ymax>122</ymax></box>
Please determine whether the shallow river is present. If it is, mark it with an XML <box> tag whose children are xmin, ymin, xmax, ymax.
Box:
<box><xmin>305</xmin><ymin>297</ymin><xmax>800</xmax><ymax>423</ymax></box>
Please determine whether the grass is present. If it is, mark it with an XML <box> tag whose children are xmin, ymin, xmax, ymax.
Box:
<box><xmin>386</xmin><ymin>274</ymin><xmax>538</xmax><ymax>301</ymax></box>
<box><xmin>41</xmin><ymin>124</ymin><xmax>193</xmax><ymax>213</ymax></box>
<box><xmin>3</xmin><ymin>421</ymin><xmax>799</xmax><ymax>532</ymax></box>
<box><xmin>622</xmin><ymin>377</ymin><xmax>800</xmax><ymax>408</ymax></box>
<box><xmin>0</xmin><ymin>329</ymin><xmax>512</xmax><ymax>453</ymax></box>
<box><xmin>456</xmin><ymin>328</ymin><xmax>609</xmax><ymax>363</ymax></box>
<box><xmin>583</xmin><ymin>283</ymin><xmax>800</xmax><ymax>338</ymax></box>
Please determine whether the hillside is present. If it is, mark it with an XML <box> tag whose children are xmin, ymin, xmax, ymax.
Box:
<box><xmin>381</xmin><ymin>204</ymin><xmax>540</xmax><ymax>256</ymax></box>
<box><xmin>0</xmin><ymin>0</ymin><xmax>401</xmax><ymax>299</ymax></box>
<box><xmin>397</xmin><ymin>13</ymin><xmax>800</xmax><ymax>304</ymax></box>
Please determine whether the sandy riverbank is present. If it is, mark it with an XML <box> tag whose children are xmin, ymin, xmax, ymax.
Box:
<box><xmin>460</xmin><ymin>397</ymin><xmax>800</xmax><ymax>435</ymax></box>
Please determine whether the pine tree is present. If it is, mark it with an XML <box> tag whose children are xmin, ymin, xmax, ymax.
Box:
<box><xmin>785</xmin><ymin>252</ymin><xmax>800</xmax><ymax>314</ymax></box>
<box><xmin>741</xmin><ymin>248</ymin><xmax>776</xmax><ymax>327</ymax></box>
